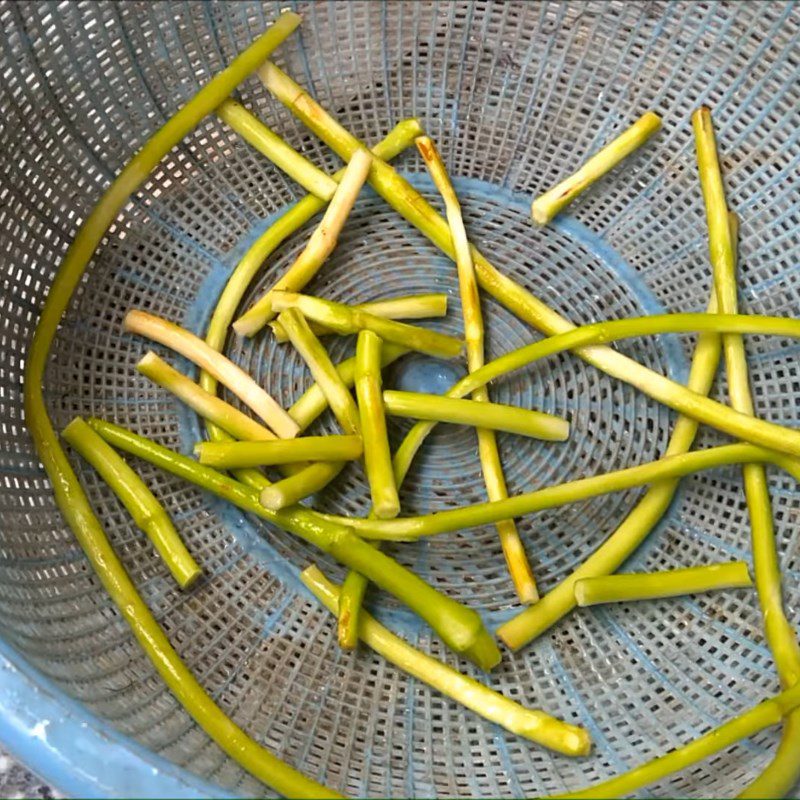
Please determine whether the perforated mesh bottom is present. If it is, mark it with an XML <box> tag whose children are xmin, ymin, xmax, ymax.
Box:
<box><xmin>1</xmin><ymin>1</ymin><xmax>799</xmax><ymax>797</ymax></box>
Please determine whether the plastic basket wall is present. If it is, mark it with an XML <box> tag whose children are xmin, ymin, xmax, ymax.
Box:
<box><xmin>1</xmin><ymin>1</ymin><xmax>799</xmax><ymax>796</ymax></box>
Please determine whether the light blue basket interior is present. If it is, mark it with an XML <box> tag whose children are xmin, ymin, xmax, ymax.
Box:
<box><xmin>0</xmin><ymin>1</ymin><xmax>798</xmax><ymax>797</ymax></box>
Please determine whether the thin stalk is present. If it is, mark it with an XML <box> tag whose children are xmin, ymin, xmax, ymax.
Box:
<box><xmin>22</xmin><ymin>13</ymin><xmax>339</xmax><ymax>796</ymax></box>
<box><xmin>694</xmin><ymin>107</ymin><xmax>800</xmax><ymax>798</ymax></box>
<box><xmin>531</xmin><ymin>112</ymin><xmax>662</xmax><ymax>225</ymax></box>
<box><xmin>574</xmin><ymin>562</ymin><xmax>752</xmax><ymax>607</ymax></box>
<box><xmin>356</xmin><ymin>332</ymin><xmax>399</xmax><ymax>520</ymax></box>
<box><xmin>495</xmin><ymin>222</ymin><xmax>734</xmax><ymax>651</ymax></box>
<box><xmin>301</xmin><ymin>565</ymin><xmax>590</xmax><ymax>756</ymax></box>
<box><xmin>259</xmin><ymin>460</ymin><xmax>345</xmax><ymax>511</ymax></box>
<box><xmin>269</xmin><ymin>293</ymin><xmax>447</xmax><ymax>342</ymax></box>
<box><xmin>318</xmin><ymin>442</ymin><xmax>800</xmax><ymax>542</ymax></box>
<box><xmin>233</xmin><ymin>148</ymin><xmax>373</xmax><ymax>336</ymax></box>
<box><xmin>124</xmin><ymin>310</ymin><xmax>298</xmax><ymax>438</ymax></box>
<box><xmin>195</xmin><ymin>435</ymin><xmax>362</xmax><ymax>468</ymax></box>
<box><xmin>383</xmin><ymin>390</ymin><xmax>569</xmax><ymax>441</ymax></box>
<box><xmin>270</xmin><ymin>292</ymin><xmax>463</xmax><ymax>359</ymax></box>
<box><xmin>62</xmin><ymin>417</ymin><xmax>201</xmax><ymax>589</ymax></box>
<box><xmin>88</xmin><ymin>419</ymin><xmax>500</xmax><ymax>670</ymax></box>
<box><xmin>552</xmin><ymin>682</ymin><xmax>800</xmax><ymax>799</ymax></box>
<box><xmin>216</xmin><ymin>98</ymin><xmax>337</xmax><ymax>200</ymax></box>
<box><xmin>416</xmin><ymin>134</ymin><xmax>536</xmax><ymax>603</ymax></box>
<box><xmin>278</xmin><ymin>308</ymin><xmax>361</xmax><ymax>434</ymax></box>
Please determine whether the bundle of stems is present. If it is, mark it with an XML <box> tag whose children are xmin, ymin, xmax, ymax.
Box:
<box><xmin>195</xmin><ymin>435</ymin><xmax>362</xmax><ymax>468</ymax></box>
<box><xmin>416</xmin><ymin>134</ymin><xmax>537</xmax><ymax>604</ymax></box>
<box><xmin>62</xmin><ymin>417</ymin><xmax>202</xmax><ymax>589</ymax></box>
<box><xmin>531</xmin><ymin>112</ymin><xmax>662</xmax><ymax>225</ymax></box>
<box><xmin>383</xmin><ymin>390</ymin><xmax>569</xmax><ymax>440</ymax></box>
<box><xmin>301</xmin><ymin>565</ymin><xmax>590</xmax><ymax>756</ymax></box>
<box><xmin>22</xmin><ymin>12</ymin><xmax>342</xmax><ymax>797</ymax></box>
<box><xmin>88</xmin><ymin>418</ymin><xmax>501</xmax><ymax>671</ymax></box>
<box><xmin>270</xmin><ymin>291</ymin><xmax>463</xmax><ymax>359</ymax></box>
<box><xmin>693</xmin><ymin>106</ymin><xmax>800</xmax><ymax>798</ymax></box>
<box><xmin>125</xmin><ymin>309</ymin><xmax>298</xmax><ymax>438</ymax></box>
<box><xmin>573</xmin><ymin>562</ymin><xmax>752</xmax><ymax>607</ymax></box>
<box><xmin>269</xmin><ymin>294</ymin><xmax>447</xmax><ymax>342</ymax></box>
<box><xmin>233</xmin><ymin>148</ymin><xmax>373</xmax><ymax>337</ymax></box>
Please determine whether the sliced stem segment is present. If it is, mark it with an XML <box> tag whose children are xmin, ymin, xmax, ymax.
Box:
<box><xmin>124</xmin><ymin>310</ymin><xmax>298</xmax><ymax>438</ymax></box>
<box><xmin>574</xmin><ymin>562</ymin><xmax>752</xmax><ymax>607</ymax></box>
<box><xmin>356</xmin><ymin>331</ymin><xmax>400</xmax><ymax>520</ymax></box>
<box><xmin>416</xmin><ymin>134</ymin><xmax>536</xmax><ymax>603</ymax></box>
<box><xmin>62</xmin><ymin>417</ymin><xmax>201</xmax><ymax>589</ymax></box>
<box><xmin>195</xmin><ymin>435</ymin><xmax>362</xmax><ymax>468</ymax></box>
<box><xmin>383</xmin><ymin>390</ymin><xmax>569</xmax><ymax>440</ymax></box>
<box><xmin>531</xmin><ymin>111</ymin><xmax>662</xmax><ymax>225</ymax></box>
<box><xmin>269</xmin><ymin>293</ymin><xmax>447</xmax><ymax>342</ymax></box>
<box><xmin>271</xmin><ymin>292</ymin><xmax>463</xmax><ymax>359</ymax></box>
<box><xmin>301</xmin><ymin>565</ymin><xmax>590</xmax><ymax>756</ymax></box>
<box><xmin>234</xmin><ymin>148</ymin><xmax>373</xmax><ymax>336</ymax></box>
<box><xmin>259</xmin><ymin>460</ymin><xmax>345</xmax><ymax>511</ymax></box>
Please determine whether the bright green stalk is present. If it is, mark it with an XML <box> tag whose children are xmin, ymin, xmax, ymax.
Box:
<box><xmin>552</xmin><ymin>682</ymin><xmax>800</xmax><ymax>799</ymax></box>
<box><xmin>269</xmin><ymin>293</ymin><xmax>448</xmax><ymax>342</ymax></box>
<box><xmin>259</xmin><ymin>460</ymin><xmax>346</xmax><ymax>511</ymax></box>
<box><xmin>216</xmin><ymin>98</ymin><xmax>337</xmax><ymax>200</ymax></box>
<box><xmin>278</xmin><ymin>308</ymin><xmax>361</xmax><ymax>435</ymax></box>
<box><xmin>416</xmin><ymin>134</ymin><xmax>536</xmax><ymax>603</ymax></box>
<box><xmin>694</xmin><ymin>106</ymin><xmax>800</xmax><ymax>799</ymax></box>
<box><xmin>233</xmin><ymin>148</ymin><xmax>373</xmax><ymax>337</ymax></box>
<box><xmin>22</xmin><ymin>13</ymin><xmax>339</xmax><ymax>797</ymax></box>
<box><xmin>195</xmin><ymin>435</ymin><xmax>362</xmax><ymax>468</ymax></box>
<box><xmin>199</xmin><ymin>119</ymin><xmax>421</xmax><ymax>445</ymax></box>
<box><xmin>574</xmin><ymin>562</ymin><xmax>752</xmax><ymax>607</ymax></box>
<box><xmin>383</xmin><ymin>390</ymin><xmax>569</xmax><ymax>441</ymax></box>
<box><xmin>87</xmin><ymin>419</ymin><xmax>500</xmax><ymax>670</ymax></box>
<box><xmin>319</xmin><ymin>442</ymin><xmax>800</xmax><ymax>543</ymax></box>
<box><xmin>124</xmin><ymin>309</ymin><xmax>299</xmax><ymax>438</ymax></box>
<box><xmin>301</xmin><ymin>565</ymin><xmax>590</xmax><ymax>756</ymax></box>
<box><xmin>62</xmin><ymin>417</ymin><xmax>202</xmax><ymax>589</ymax></box>
<box><xmin>270</xmin><ymin>292</ymin><xmax>463</xmax><ymax>359</ymax></box>
<box><xmin>356</xmin><ymin>332</ymin><xmax>399</xmax><ymax>520</ymax></box>
<box><xmin>531</xmin><ymin>112</ymin><xmax>662</xmax><ymax>225</ymax></box>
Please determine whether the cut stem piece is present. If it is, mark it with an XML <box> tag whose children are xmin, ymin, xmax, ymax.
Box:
<box><xmin>356</xmin><ymin>331</ymin><xmax>400</xmax><ymax>520</ymax></box>
<box><xmin>234</xmin><ymin>148</ymin><xmax>373</xmax><ymax>336</ymax></box>
<box><xmin>216</xmin><ymin>99</ymin><xmax>337</xmax><ymax>200</ymax></box>
<box><xmin>416</xmin><ymin>133</ymin><xmax>537</xmax><ymax>604</ymax></box>
<box><xmin>269</xmin><ymin>293</ymin><xmax>448</xmax><ymax>342</ymax></box>
<box><xmin>301</xmin><ymin>565</ymin><xmax>590</xmax><ymax>756</ymax></box>
<box><xmin>62</xmin><ymin>417</ymin><xmax>201</xmax><ymax>589</ymax></box>
<box><xmin>574</xmin><ymin>562</ymin><xmax>752</xmax><ymax>607</ymax></box>
<box><xmin>124</xmin><ymin>310</ymin><xmax>298</xmax><ymax>439</ymax></box>
<box><xmin>531</xmin><ymin>111</ymin><xmax>662</xmax><ymax>225</ymax></box>
<box><xmin>383</xmin><ymin>390</ymin><xmax>569</xmax><ymax>441</ymax></box>
<box><xmin>260</xmin><ymin>460</ymin><xmax>346</xmax><ymax>510</ymax></box>
<box><xmin>278</xmin><ymin>308</ymin><xmax>360</xmax><ymax>434</ymax></box>
<box><xmin>195</xmin><ymin>435</ymin><xmax>362</xmax><ymax>468</ymax></box>
<box><xmin>271</xmin><ymin>292</ymin><xmax>463</xmax><ymax>359</ymax></box>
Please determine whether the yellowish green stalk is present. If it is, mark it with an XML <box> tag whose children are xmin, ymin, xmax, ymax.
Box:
<box><xmin>269</xmin><ymin>293</ymin><xmax>447</xmax><ymax>342</ymax></box>
<box><xmin>574</xmin><ymin>562</ymin><xmax>752</xmax><ymax>607</ymax></box>
<box><xmin>216</xmin><ymin>98</ymin><xmax>337</xmax><ymax>200</ymax></box>
<box><xmin>693</xmin><ymin>106</ymin><xmax>800</xmax><ymax>798</ymax></box>
<box><xmin>301</xmin><ymin>565</ymin><xmax>590</xmax><ymax>756</ymax></box>
<box><xmin>416</xmin><ymin>134</ymin><xmax>537</xmax><ymax>604</ymax></box>
<box><xmin>383</xmin><ymin>390</ymin><xmax>569</xmax><ymax>441</ymax></box>
<box><xmin>355</xmin><ymin>331</ymin><xmax>400</xmax><ymax>520</ymax></box>
<box><xmin>22</xmin><ymin>13</ymin><xmax>340</xmax><ymax>796</ymax></box>
<box><xmin>88</xmin><ymin>419</ymin><xmax>500</xmax><ymax>670</ymax></box>
<box><xmin>278</xmin><ymin>308</ymin><xmax>361</xmax><ymax>435</ymax></box>
<box><xmin>552</xmin><ymin>681</ymin><xmax>800</xmax><ymax>799</ymax></box>
<box><xmin>195</xmin><ymin>435</ymin><xmax>362</xmax><ymax>468</ymax></box>
<box><xmin>259</xmin><ymin>460</ymin><xmax>346</xmax><ymax>510</ymax></box>
<box><xmin>270</xmin><ymin>292</ymin><xmax>463</xmax><ymax>359</ymax></box>
<box><xmin>233</xmin><ymin>148</ymin><xmax>373</xmax><ymax>336</ymax></box>
<box><xmin>124</xmin><ymin>309</ymin><xmax>298</xmax><ymax>438</ymax></box>
<box><xmin>531</xmin><ymin>111</ymin><xmax>662</xmax><ymax>225</ymax></box>
<box><xmin>62</xmin><ymin>417</ymin><xmax>202</xmax><ymax>589</ymax></box>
